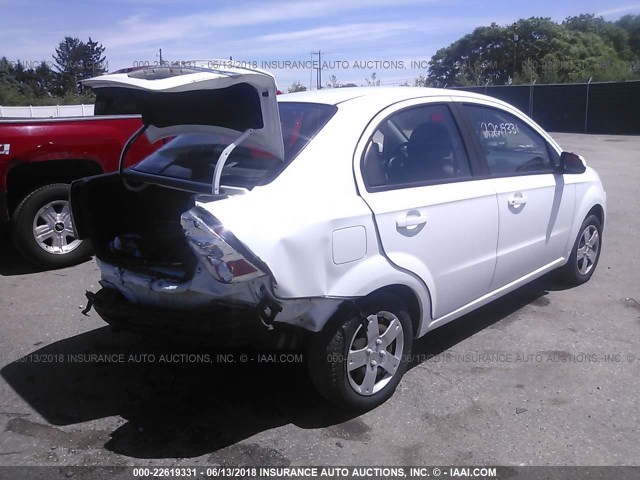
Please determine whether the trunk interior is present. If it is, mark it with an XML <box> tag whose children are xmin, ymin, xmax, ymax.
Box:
<box><xmin>75</xmin><ymin>175</ymin><xmax>200</xmax><ymax>280</ymax></box>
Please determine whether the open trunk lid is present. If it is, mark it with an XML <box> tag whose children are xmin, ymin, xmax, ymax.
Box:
<box><xmin>83</xmin><ymin>64</ymin><xmax>283</xmax><ymax>161</ymax></box>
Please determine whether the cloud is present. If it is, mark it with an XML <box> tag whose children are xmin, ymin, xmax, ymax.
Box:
<box><xmin>99</xmin><ymin>0</ymin><xmax>437</xmax><ymax>49</ymax></box>
<box><xmin>595</xmin><ymin>4</ymin><xmax>640</xmax><ymax>17</ymax></box>
<box><xmin>228</xmin><ymin>22</ymin><xmax>417</xmax><ymax>56</ymax></box>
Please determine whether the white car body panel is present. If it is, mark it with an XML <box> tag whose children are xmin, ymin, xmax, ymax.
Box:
<box><xmin>488</xmin><ymin>174</ymin><xmax>576</xmax><ymax>289</ymax></box>
<box><xmin>87</xmin><ymin>84</ymin><xmax>605</xmax><ymax>338</ymax></box>
<box><xmin>83</xmin><ymin>64</ymin><xmax>284</xmax><ymax>160</ymax></box>
<box><xmin>565</xmin><ymin>166</ymin><xmax>607</xmax><ymax>255</ymax></box>
<box><xmin>360</xmin><ymin>181</ymin><xmax>499</xmax><ymax>319</ymax></box>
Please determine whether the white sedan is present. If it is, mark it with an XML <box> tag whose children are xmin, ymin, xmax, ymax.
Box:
<box><xmin>73</xmin><ymin>65</ymin><xmax>606</xmax><ymax>410</ymax></box>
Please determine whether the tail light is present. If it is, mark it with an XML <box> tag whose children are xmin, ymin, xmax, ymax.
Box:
<box><xmin>181</xmin><ymin>207</ymin><xmax>266</xmax><ymax>283</ymax></box>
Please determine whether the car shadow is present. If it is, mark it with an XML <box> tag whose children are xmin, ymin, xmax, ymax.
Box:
<box><xmin>0</xmin><ymin>327</ymin><xmax>356</xmax><ymax>460</ymax></box>
<box><xmin>0</xmin><ymin>232</ymin><xmax>91</xmax><ymax>276</ymax></box>
<box><xmin>1</xmin><ymin>275</ymin><xmax>557</xmax><ymax>460</ymax></box>
<box><xmin>408</xmin><ymin>276</ymin><xmax>553</xmax><ymax>368</ymax></box>
<box><xmin>0</xmin><ymin>232</ymin><xmax>38</xmax><ymax>275</ymax></box>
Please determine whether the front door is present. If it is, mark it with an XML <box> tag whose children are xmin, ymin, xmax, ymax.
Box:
<box><xmin>460</xmin><ymin>103</ymin><xmax>575</xmax><ymax>289</ymax></box>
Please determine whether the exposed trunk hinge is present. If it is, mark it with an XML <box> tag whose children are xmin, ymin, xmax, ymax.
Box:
<box><xmin>119</xmin><ymin>124</ymin><xmax>151</xmax><ymax>192</ymax></box>
<box><xmin>212</xmin><ymin>128</ymin><xmax>254</xmax><ymax>195</ymax></box>
<box><xmin>119</xmin><ymin>124</ymin><xmax>149</xmax><ymax>175</ymax></box>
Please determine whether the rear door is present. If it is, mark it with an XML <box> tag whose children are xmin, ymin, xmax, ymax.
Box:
<box><xmin>459</xmin><ymin>101</ymin><xmax>575</xmax><ymax>289</ymax></box>
<box><xmin>355</xmin><ymin>98</ymin><xmax>499</xmax><ymax>320</ymax></box>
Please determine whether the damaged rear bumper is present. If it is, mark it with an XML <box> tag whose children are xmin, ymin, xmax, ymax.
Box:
<box><xmin>96</xmin><ymin>259</ymin><xmax>345</xmax><ymax>334</ymax></box>
<box><xmin>88</xmin><ymin>287</ymin><xmax>278</xmax><ymax>346</ymax></box>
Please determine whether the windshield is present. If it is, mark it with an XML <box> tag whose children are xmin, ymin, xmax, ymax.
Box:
<box><xmin>129</xmin><ymin>102</ymin><xmax>336</xmax><ymax>189</ymax></box>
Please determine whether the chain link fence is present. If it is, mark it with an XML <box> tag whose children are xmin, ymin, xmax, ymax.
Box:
<box><xmin>453</xmin><ymin>80</ymin><xmax>640</xmax><ymax>135</ymax></box>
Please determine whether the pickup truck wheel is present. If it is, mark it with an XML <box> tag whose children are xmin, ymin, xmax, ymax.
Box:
<box><xmin>11</xmin><ymin>183</ymin><xmax>92</xmax><ymax>268</ymax></box>
<box><xmin>559</xmin><ymin>214</ymin><xmax>602</xmax><ymax>286</ymax></box>
<box><xmin>308</xmin><ymin>292</ymin><xmax>412</xmax><ymax>410</ymax></box>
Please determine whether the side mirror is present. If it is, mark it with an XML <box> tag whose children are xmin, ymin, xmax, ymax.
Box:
<box><xmin>558</xmin><ymin>151</ymin><xmax>587</xmax><ymax>174</ymax></box>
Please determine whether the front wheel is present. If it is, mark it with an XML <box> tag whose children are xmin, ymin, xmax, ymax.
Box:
<box><xmin>308</xmin><ymin>292</ymin><xmax>413</xmax><ymax>410</ymax></box>
<box><xmin>559</xmin><ymin>214</ymin><xmax>602</xmax><ymax>285</ymax></box>
<box><xmin>11</xmin><ymin>183</ymin><xmax>92</xmax><ymax>268</ymax></box>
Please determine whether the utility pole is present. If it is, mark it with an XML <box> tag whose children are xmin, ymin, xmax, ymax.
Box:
<box><xmin>512</xmin><ymin>23</ymin><xmax>519</xmax><ymax>78</ymax></box>
<box><xmin>311</xmin><ymin>51</ymin><xmax>322</xmax><ymax>89</ymax></box>
<box><xmin>318</xmin><ymin>50</ymin><xmax>322</xmax><ymax>90</ymax></box>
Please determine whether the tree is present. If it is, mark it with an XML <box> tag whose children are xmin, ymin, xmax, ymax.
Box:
<box><xmin>564</xmin><ymin>14</ymin><xmax>631</xmax><ymax>59</ymax></box>
<box><xmin>428</xmin><ymin>22</ymin><xmax>513</xmax><ymax>86</ymax></box>
<box><xmin>0</xmin><ymin>36</ymin><xmax>105</xmax><ymax>105</ymax></box>
<box><xmin>365</xmin><ymin>72</ymin><xmax>380</xmax><ymax>86</ymax></box>
<box><xmin>413</xmin><ymin>75</ymin><xmax>428</xmax><ymax>87</ymax></box>
<box><xmin>563</xmin><ymin>14</ymin><xmax>606</xmax><ymax>33</ymax></box>
<box><xmin>616</xmin><ymin>15</ymin><xmax>640</xmax><ymax>57</ymax></box>
<box><xmin>53</xmin><ymin>37</ymin><xmax>84</xmax><ymax>94</ymax></box>
<box><xmin>83</xmin><ymin>37</ymin><xmax>107</xmax><ymax>78</ymax></box>
<box><xmin>326</xmin><ymin>74</ymin><xmax>342</xmax><ymax>88</ymax></box>
<box><xmin>34</xmin><ymin>62</ymin><xmax>55</xmax><ymax>97</ymax></box>
<box><xmin>288</xmin><ymin>81</ymin><xmax>307</xmax><ymax>93</ymax></box>
<box><xmin>535</xmin><ymin>29</ymin><xmax>632</xmax><ymax>83</ymax></box>
<box><xmin>0</xmin><ymin>57</ymin><xmax>94</xmax><ymax>105</ymax></box>
<box><xmin>426</xmin><ymin>15</ymin><xmax>640</xmax><ymax>86</ymax></box>
<box><xmin>52</xmin><ymin>36</ymin><xmax>107</xmax><ymax>95</ymax></box>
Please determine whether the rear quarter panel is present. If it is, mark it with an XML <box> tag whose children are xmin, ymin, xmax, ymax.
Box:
<box><xmin>199</xmin><ymin>103</ymin><xmax>433</xmax><ymax>333</ymax></box>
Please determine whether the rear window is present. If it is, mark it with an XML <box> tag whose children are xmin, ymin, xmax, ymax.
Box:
<box><xmin>131</xmin><ymin>102</ymin><xmax>336</xmax><ymax>188</ymax></box>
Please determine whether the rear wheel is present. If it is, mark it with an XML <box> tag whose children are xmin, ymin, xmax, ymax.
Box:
<box><xmin>560</xmin><ymin>214</ymin><xmax>602</xmax><ymax>285</ymax></box>
<box><xmin>308</xmin><ymin>292</ymin><xmax>412</xmax><ymax>410</ymax></box>
<box><xmin>11</xmin><ymin>183</ymin><xmax>92</xmax><ymax>268</ymax></box>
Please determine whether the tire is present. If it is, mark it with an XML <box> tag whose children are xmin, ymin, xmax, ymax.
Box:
<box><xmin>11</xmin><ymin>183</ymin><xmax>92</xmax><ymax>268</ymax></box>
<box><xmin>559</xmin><ymin>214</ymin><xmax>602</xmax><ymax>286</ymax></box>
<box><xmin>308</xmin><ymin>292</ymin><xmax>413</xmax><ymax>410</ymax></box>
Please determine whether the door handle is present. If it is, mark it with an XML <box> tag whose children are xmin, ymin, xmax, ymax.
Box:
<box><xmin>396</xmin><ymin>214</ymin><xmax>428</xmax><ymax>229</ymax></box>
<box><xmin>507</xmin><ymin>193</ymin><xmax>527</xmax><ymax>207</ymax></box>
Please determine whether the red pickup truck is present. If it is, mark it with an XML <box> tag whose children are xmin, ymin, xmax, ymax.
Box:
<box><xmin>0</xmin><ymin>104</ymin><xmax>160</xmax><ymax>268</ymax></box>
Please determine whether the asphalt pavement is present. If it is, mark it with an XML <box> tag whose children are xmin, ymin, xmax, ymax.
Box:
<box><xmin>0</xmin><ymin>133</ymin><xmax>638</xmax><ymax>467</ymax></box>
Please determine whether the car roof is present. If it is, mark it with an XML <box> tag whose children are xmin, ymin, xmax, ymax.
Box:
<box><xmin>278</xmin><ymin>86</ymin><xmax>503</xmax><ymax>106</ymax></box>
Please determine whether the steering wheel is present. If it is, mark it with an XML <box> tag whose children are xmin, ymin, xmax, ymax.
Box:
<box><xmin>384</xmin><ymin>142</ymin><xmax>409</xmax><ymax>182</ymax></box>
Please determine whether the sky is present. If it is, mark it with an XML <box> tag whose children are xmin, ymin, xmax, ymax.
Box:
<box><xmin>2</xmin><ymin>0</ymin><xmax>640</xmax><ymax>90</ymax></box>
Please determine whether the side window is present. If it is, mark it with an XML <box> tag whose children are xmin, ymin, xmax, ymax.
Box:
<box><xmin>362</xmin><ymin>104</ymin><xmax>472</xmax><ymax>188</ymax></box>
<box><xmin>463</xmin><ymin>104</ymin><xmax>552</xmax><ymax>175</ymax></box>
